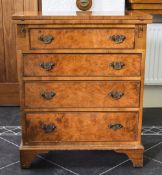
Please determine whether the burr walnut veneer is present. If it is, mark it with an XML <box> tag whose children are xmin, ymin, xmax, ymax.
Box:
<box><xmin>13</xmin><ymin>11</ymin><xmax>152</xmax><ymax>168</ymax></box>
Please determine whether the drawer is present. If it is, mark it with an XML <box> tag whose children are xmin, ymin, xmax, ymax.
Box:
<box><xmin>23</xmin><ymin>53</ymin><xmax>141</xmax><ymax>77</ymax></box>
<box><xmin>25</xmin><ymin>81</ymin><xmax>140</xmax><ymax>108</ymax></box>
<box><xmin>30</xmin><ymin>28</ymin><xmax>135</xmax><ymax>49</ymax></box>
<box><xmin>25</xmin><ymin>112</ymin><xmax>138</xmax><ymax>143</ymax></box>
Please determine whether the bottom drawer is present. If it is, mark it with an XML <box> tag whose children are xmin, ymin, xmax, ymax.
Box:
<box><xmin>25</xmin><ymin>112</ymin><xmax>138</xmax><ymax>143</ymax></box>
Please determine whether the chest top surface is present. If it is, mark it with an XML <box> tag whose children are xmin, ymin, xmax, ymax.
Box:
<box><xmin>13</xmin><ymin>10</ymin><xmax>152</xmax><ymax>24</ymax></box>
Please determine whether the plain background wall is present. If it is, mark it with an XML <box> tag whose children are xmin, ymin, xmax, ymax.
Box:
<box><xmin>144</xmin><ymin>15</ymin><xmax>162</xmax><ymax>108</ymax></box>
<box><xmin>144</xmin><ymin>86</ymin><xmax>162</xmax><ymax>107</ymax></box>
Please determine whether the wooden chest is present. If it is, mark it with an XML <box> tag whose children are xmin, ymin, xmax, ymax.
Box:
<box><xmin>13</xmin><ymin>11</ymin><xmax>152</xmax><ymax>168</ymax></box>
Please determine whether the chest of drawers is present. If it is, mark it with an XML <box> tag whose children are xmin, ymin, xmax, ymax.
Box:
<box><xmin>13</xmin><ymin>11</ymin><xmax>152</xmax><ymax>168</ymax></box>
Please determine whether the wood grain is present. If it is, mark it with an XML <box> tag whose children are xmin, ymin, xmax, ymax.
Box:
<box><xmin>127</xmin><ymin>0</ymin><xmax>162</xmax><ymax>12</ymax></box>
<box><xmin>136</xmin><ymin>10</ymin><xmax>162</xmax><ymax>14</ymax></box>
<box><xmin>116</xmin><ymin>148</ymin><xmax>144</xmax><ymax>167</ymax></box>
<box><xmin>24</xmin><ymin>0</ymin><xmax>38</xmax><ymax>11</ymax></box>
<box><xmin>2</xmin><ymin>0</ymin><xmax>19</xmax><ymax>82</ymax></box>
<box><xmin>0</xmin><ymin>0</ymin><xmax>40</xmax><ymax>105</ymax></box>
<box><xmin>23</xmin><ymin>53</ymin><xmax>142</xmax><ymax>77</ymax></box>
<box><xmin>130</xmin><ymin>4</ymin><xmax>162</xmax><ymax>9</ymax></box>
<box><xmin>19</xmin><ymin>144</ymin><xmax>144</xmax><ymax>168</ymax></box>
<box><xmin>13</xmin><ymin>10</ymin><xmax>152</xmax><ymax>21</ymax></box>
<box><xmin>0</xmin><ymin>0</ymin><xmax>5</xmax><ymax>82</ymax></box>
<box><xmin>14</xmin><ymin>0</ymin><xmax>24</xmax><ymax>12</ymax></box>
<box><xmin>24</xmin><ymin>81</ymin><xmax>140</xmax><ymax>108</ymax></box>
<box><xmin>0</xmin><ymin>83</ymin><xmax>19</xmax><ymax>105</ymax></box>
<box><xmin>14</xmin><ymin>11</ymin><xmax>152</xmax><ymax>168</ymax></box>
<box><xmin>25</xmin><ymin>112</ymin><xmax>138</xmax><ymax>143</ymax></box>
<box><xmin>30</xmin><ymin>28</ymin><xmax>135</xmax><ymax>49</ymax></box>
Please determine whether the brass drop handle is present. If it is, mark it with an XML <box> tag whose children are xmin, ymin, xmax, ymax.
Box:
<box><xmin>38</xmin><ymin>35</ymin><xmax>54</xmax><ymax>44</ymax></box>
<box><xmin>41</xmin><ymin>124</ymin><xmax>56</xmax><ymax>133</ymax></box>
<box><xmin>108</xmin><ymin>91</ymin><xmax>124</xmax><ymax>100</ymax></box>
<box><xmin>110</xmin><ymin>62</ymin><xmax>125</xmax><ymax>70</ymax></box>
<box><xmin>108</xmin><ymin>123</ymin><xmax>123</xmax><ymax>131</ymax></box>
<box><xmin>110</xmin><ymin>35</ymin><xmax>126</xmax><ymax>44</ymax></box>
<box><xmin>39</xmin><ymin>62</ymin><xmax>55</xmax><ymax>71</ymax></box>
<box><xmin>40</xmin><ymin>91</ymin><xmax>56</xmax><ymax>100</ymax></box>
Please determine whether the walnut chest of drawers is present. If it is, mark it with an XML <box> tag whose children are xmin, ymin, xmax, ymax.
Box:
<box><xmin>13</xmin><ymin>11</ymin><xmax>152</xmax><ymax>168</ymax></box>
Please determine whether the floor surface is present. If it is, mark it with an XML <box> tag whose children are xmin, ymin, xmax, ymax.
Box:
<box><xmin>0</xmin><ymin>107</ymin><xmax>162</xmax><ymax>175</ymax></box>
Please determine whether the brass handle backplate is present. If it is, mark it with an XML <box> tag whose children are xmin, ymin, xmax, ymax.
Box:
<box><xmin>110</xmin><ymin>35</ymin><xmax>126</xmax><ymax>44</ymax></box>
<box><xmin>38</xmin><ymin>35</ymin><xmax>54</xmax><ymax>44</ymax></box>
<box><xmin>41</xmin><ymin>124</ymin><xmax>56</xmax><ymax>133</ymax></box>
<box><xmin>40</xmin><ymin>91</ymin><xmax>56</xmax><ymax>100</ymax></box>
<box><xmin>110</xmin><ymin>62</ymin><xmax>125</xmax><ymax>70</ymax></box>
<box><xmin>108</xmin><ymin>91</ymin><xmax>124</xmax><ymax>100</ymax></box>
<box><xmin>40</xmin><ymin>62</ymin><xmax>55</xmax><ymax>71</ymax></box>
<box><xmin>108</xmin><ymin>124</ymin><xmax>123</xmax><ymax>131</ymax></box>
<box><xmin>76</xmin><ymin>0</ymin><xmax>92</xmax><ymax>11</ymax></box>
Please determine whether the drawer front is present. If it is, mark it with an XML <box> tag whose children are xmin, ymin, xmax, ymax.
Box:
<box><xmin>25</xmin><ymin>81</ymin><xmax>140</xmax><ymax>108</ymax></box>
<box><xmin>24</xmin><ymin>54</ymin><xmax>141</xmax><ymax>77</ymax></box>
<box><xmin>25</xmin><ymin>112</ymin><xmax>138</xmax><ymax>143</ymax></box>
<box><xmin>30</xmin><ymin>28</ymin><xmax>135</xmax><ymax>49</ymax></box>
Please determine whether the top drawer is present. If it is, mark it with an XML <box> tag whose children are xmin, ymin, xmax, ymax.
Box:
<box><xmin>30</xmin><ymin>28</ymin><xmax>135</xmax><ymax>50</ymax></box>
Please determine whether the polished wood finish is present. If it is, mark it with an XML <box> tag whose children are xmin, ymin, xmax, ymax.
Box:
<box><xmin>20</xmin><ymin>144</ymin><xmax>144</xmax><ymax>168</ymax></box>
<box><xmin>136</xmin><ymin>10</ymin><xmax>162</xmax><ymax>14</ymax></box>
<box><xmin>127</xmin><ymin>0</ymin><xmax>162</xmax><ymax>14</ymax></box>
<box><xmin>30</xmin><ymin>28</ymin><xmax>135</xmax><ymax>49</ymax></box>
<box><xmin>25</xmin><ymin>81</ymin><xmax>140</xmax><ymax>108</ymax></box>
<box><xmin>13</xmin><ymin>11</ymin><xmax>152</xmax><ymax>21</ymax></box>
<box><xmin>13</xmin><ymin>11</ymin><xmax>152</xmax><ymax>168</ymax></box>
<box><xmin>25</xmin><ymin>112</ymin><xmax>138</xmax><ymax>143</ymax></box>
<box><xmin>116</xmin><ymin>148</ymin><xmax>144</xmax><ymax>167</ymax></box>
<box><xmin>23</xmin><ymin>53</ymin><xmax>142</xmax><ymax>77</ymax></box>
